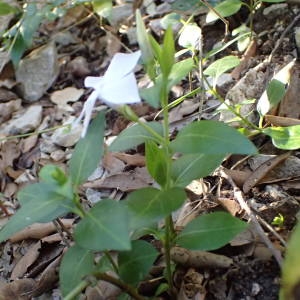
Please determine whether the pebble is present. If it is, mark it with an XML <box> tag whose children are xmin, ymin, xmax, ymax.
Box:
<box><xmin>15</xmin><ymin>43</ymin><xmax>59</xmax><ymax>102</ymax></box>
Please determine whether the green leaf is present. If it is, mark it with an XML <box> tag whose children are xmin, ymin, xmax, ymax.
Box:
<box><xmin>262</xmin><ymin>0</ymin><xmax>285</xmax><ymax>2</ymax></box>
<box><xmin>140</xmin><ymin>80</ymin><xmax>162</xmax><ymax>108</ymax></box>
<box><xmin>160</xmin><ymin>26</ymin><xmax>175</xmax><ymax>77</ymax></box>
<box><xmin>0</xmin><ymin>2</ymin><xmax>18</xmax><ymax>15</ymax></box>
<box><xmin>125</xmin><ymin>187</ymin><xmax>186</xmax><ymax>230</ymax></box>
<box><xmin>118</xmin><ymin>240</ymin><xmax>158</xmax><ymax>286</ymax></box>
<box><xmin>60</xmin><ymin>245</ymin><xmax>94</xmax><ymax>297</ymax></box>
<box><xmin>171</xmin><ymin>0</ymin><xmax>201</xmax><ymax>11</ymax></box>
<box><xmin>262</xmin><ymin>125</ymin><xmax>300</xmax><ymax>150</ymax></box>
<box><xmin>168</xmin><ymin>58</ymin><xmax>194</xmax><ymax>89</ymax></box>
<box><xmin>92</xmin><ymin>0</ymin><xmax>113</xmax><ymax>19</ymax></box>
<box><xmin>206</xmin><ymin>0</ymin><xmax>242</xmax><ymax>23</ymax></box>
<box><xmin>145</xmin><ymin>141</ymin><xmax>169</xmax><ymax>187</ymax></box>
<box><xmin>160</xmin><ymin>12</ymin><xmax>181</xmax><ymax>30</ymax></box>
<box><xmin>74</xmin><ymin>199</ymin><xmax>130</xmax><ymax>251</ymax></box>
<box><xmin>69</xmin><ymin>111</ymin><xmax>105</xmax><ymax>186</ymax></box>
<box><xmin>109</xmin><ymin>122</ymin><xmax>163</xmax><ymax>152</ymax></box>
<box><xmin>171</xmin><ymin>120</ymin><xmax>257</xmax><ymax>155</ymax></box>
<box><xmin>280</xmin><ymin>221</ymin><xmax>300</xmax><ymax>300</ymax></box>
<box><xmin>171</xmin><ymin>154</ymin><xmax>225</xmax><ymax>187</ymax></box>
<box><xmin>257</xmin><ymin>79</ymin><xmax>286</xmax><ymax>116</ymax></box>
<box><xmin>10</xmin><ymin>34</ymin><xmax>27</xmax><ymax>66</ymax></box>
<box><xmin>204</xmin><ymin>55</ymin><xmax>240</xmax><ymax>88</ymax></box>
<box><xmin>176</xmin><ymin>212</ymin><xmax>248</xmax><ymax>250</ymax></box>
<box><xmin>39</xmin><ymin>165</ymin><xmax>68</xmax><ymax>186</ymax></box>
<box><xmin>0</xmin><ymin>183</ymin><xmax>74</xmax><ymax>242</ymax></box>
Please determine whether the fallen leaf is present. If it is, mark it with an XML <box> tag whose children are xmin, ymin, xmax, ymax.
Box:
<box><xmin>265</xmin><ymin>115</ymin><xmax>300</xmax><ymax>127</ymax></box>
<box><xmin>112</xmin><ymin>152</ymin><xmax>145</xmax><ymax>166</ymax></box>
<box><xmin>0</xmin><ymin>278</ymin><xmax>36</xmax><ymax>300</ymax></box>
<box><xmin>243</xmin><ymin>151</ymin><xmax>291</xmax><ymax>193</ymax></box>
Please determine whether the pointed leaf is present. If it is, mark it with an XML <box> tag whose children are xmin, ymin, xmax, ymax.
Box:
<box><xmin>70</xmin><ymin>111</ymin><xmax>105</xmax><ymax>186</ymax></box>
<box><xmin>125</xmin><ymin>187</ymin><xmax>186</xmax><ymax>230</ymax></box>
<box><xmin>0</xmin><ymin>183</ymin><xmax>74</xmax><ymax>242</ymax></box>
<box><xmin>263</xmin><ymin>125</ymin><xmax>300</xmax><ymax>150</ymax></box>
<box><xmin>171</xmin><ymin>154</ymin><xmax>225</xmax><ymax>187</ymax></box>
<box><xmin>160</xmin><ymin>26</ymin><xmax>175</xmax><ymax>77</ymax></box>
<box><xmin>146</xmin><ymin>141</ymin><xmax>169</xmax><ymax>187</ymax></box>
<box><xmin>168</xmin><ymin>58</ymin><xmax>194</xmax><ymax>89</ymax></box>
<box><xmin>171</xmin><ymin>120</ymin><xmax>257</xmax><ymax>155</ymax></box>
<box><xmin>118</xmin><ymin>240</ymin><xmax>158</xmax><ymax>286</ymax></box>
<box><xmin>206</xmin><ymin>0</ymin><xmax>242</xmax><ymax>23</ymax></box>
<box><xmin>74</xmin><ymin>199</ymin><xmax>130</xmax><ymax>251</ymax></box>
<box><xmin>176</xmin><ymin>212</ymin><xmax>248</xmax><ymax>250</ymax></box>
<box><xmin>109</xmin><ymin>122</ymin><xmax>163</xmax><ymax>152</ymax></box>
<box><xmin>60</xmin><ymin>245</ymin><xmax>94</xmax><ymax>296</ymax></box>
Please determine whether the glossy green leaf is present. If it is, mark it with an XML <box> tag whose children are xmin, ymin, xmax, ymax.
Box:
<box><xmin>257</xmin><ymin>79</ymin><xmax>286</xmax><ymax>116</ymax></box>
<box><xmin>171</xmin><ymin>154</ymin><xmax>225</xmax><ymax>187</ymax></box>
<box><xmin>118</xmin><ymin>240</ymin><xmax>158</xmax><ymax>286</ymax></box>
<box><xmin>176</xmin><ymin>212</ymin><xmax>248</xmax><ymax>250</ymax></box>
<box><xmin>69</xmin><ymin>111</ymin><xmax>105</xmax><ymax>186</ymax></box>
<box><xmin>206</xmin><ymin>0</ymin><xmax>242</xmax><ymax>23</ymax></box>
<box><xmin>0</xmin><ymin>183</ymin><xmax>74</xmax><ymax>242</ymax></box>
<box><xmin>145</xmin><ymin>141</ymin><xmax>169</xmax><ymax>187</ymax></box>
<box><xmin>280</xmin><ymin>222</ymin><xmax>300</xmax><ymax>300</ymax></box>
<box><xmin>171</xmin><ymin>120</ymin><xmax>257</xmax><ymax>155</ymax></box>
<box><xmin>60</xmin><ymin>245</ymin><xmax>94</xmax><ymax>297</ymax></box>
<box><xmin>263</xmin><ymin>125</ymin><xmax>300</xmax><ymax>150</ymax></box>
<box><xmin>204</xmin><ymin>55</ymin><xmax>240</xmax><ymax>87</ymax></box>
<box><xmin>168</xmin><ymin>58</ymin><xmax>194</xmax><ymax>89</ymax></box>
<box><xmin>74</xmin><ymin>199</ymin><xmax>130</xmax><ymax>251</ymax></box>
<box><xmin>125</xmin><ymin>187</ymin><xmax>186</xmax><ymax>230</ymax></box>
<box><xmin>109</xmin><ymin>122</ymin><xmax>163</xmax><ymax>152</ymax></box>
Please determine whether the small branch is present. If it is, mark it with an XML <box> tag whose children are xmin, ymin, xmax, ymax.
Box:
<box><xmin>220</xmin><ymin>168</ymin><xmax>283</xmax><ymax>266</ymax></box>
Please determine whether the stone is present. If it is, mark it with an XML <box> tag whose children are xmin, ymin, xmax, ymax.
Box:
<box><xmin>15</xmin><ymin>42</ymin><xmax>59</xmax><ymax>102</ymax></box>
<box><xmin>0</xmin><ymin>105</ymin><xmax>42</xmax><ymax>135</ymax></box>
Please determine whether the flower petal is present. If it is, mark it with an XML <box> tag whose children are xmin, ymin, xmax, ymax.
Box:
<box><xmin>76</xmin><ymin>90</ymin><xmax>98</xmax><ymax>137</ymax></box>
<box><xmin>84</xmin><ymin>76</ymin><xmax>104</xmax><ymax>89</ymax></box>
<box><xmin>105</xmin><ymin>51</ymin><xmax>141</xmax><ymax>80</ymax></box>
<box><xmin>101</xmin><ymin>72</ymin><xmax>141</xmax><ymax>107</ymax></box>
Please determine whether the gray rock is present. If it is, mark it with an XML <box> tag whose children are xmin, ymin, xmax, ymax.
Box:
<box><xmin>0</xmin><ymin>105</ymin><xmax>42</xmax><ymax>135</ymax></box>
<box><xmin>15</xmin><ymin>42</ymin><xmax>59</xmax><ymax>102</ymax></box>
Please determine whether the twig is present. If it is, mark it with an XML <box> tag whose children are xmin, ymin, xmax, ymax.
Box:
<box><xmin>219</xmin><ymin>168</ymin><xmax>283</xmax><ymax>266</ymax></box>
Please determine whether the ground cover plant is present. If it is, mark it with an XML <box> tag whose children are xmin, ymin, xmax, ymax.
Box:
<box><xmin>0</xmin><ymin>0</ymin><xmax>300</xmax><ymax>299</ymax></box>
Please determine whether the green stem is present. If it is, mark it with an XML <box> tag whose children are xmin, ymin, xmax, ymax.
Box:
<box><xmin>0</xmin><ymin>124</ymin><xmax>70</xmax><ymax>142</ymax></box>
<box><xmin>64</xmin><ymin>280</ymin><xmax>89</xmax><ymax>300</ymax></box>
<box><xmin>136</xmin><ymin>119</ymin><xmax>166</xmax><ymax>145</ymax></box>
<box><xmin>104</xmin><ymin>251</ymin><xmax>119</xmax><ymax>275</ymax></box>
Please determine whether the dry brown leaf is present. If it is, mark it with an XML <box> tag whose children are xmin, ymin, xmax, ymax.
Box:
<box><xmin>0</xmin><ymin>278</ymin><xmax>36</xmax><ymax>300</ymax></box>
<box><xmin>0</xmin><ymin>99</ymin><xmax>21</xmax><ymax>123</ymax></box>
<box><xmin>11</xmin><ymin>241</ymin><xmax>41</xmax><ymax>280</ymax></box>
<box><xmin>169</xmin><ymin>100</ymin><xmax>199</xmax><ymax>123</ymax></box>
<box><xmin>171</xmin><ymin>247</ymin><xmax>233</xmax><ymax>269</ymax></box>
<box><xmin>112</xmin><ymin>152</ymin><xmax>145</xmax><ymax>167</ymax></box>
<box><xmin>83</xmin><ymin>172</ymin><xmax>150</xmax><ymax>192</ymax></box>
<box><xmin>10</xmin><ymin>219</ymin><xmax>74</xmax><ymax>242</ymax></box>
<box><xmin>265</xmin><ymin>114</ymin><xmax>300</xmax><ymax>126</ymax></box>
<box><xmin>278</xmin><ymin>60</ymin><xmax>300</xmax><ymax>118</ymax></box>
<box><xmin>218</xmin><ymin>198</ymin><xmax>241</xmax><ymax>216</ymax></box>
<box><xmin>222</xmin><ymin>168</ymin><xmax>251</xmax><ymax>188</ymax></box>
<box><xmin>0</xmin><ymin>140</ymin><xmax>21</xmax><ymax>175</ymax></box>
<box><xmin>243</xmin><ymin>151</ymin><xmax>291</xmax><ymax>193</ymax></box>
<box><xmin>102</xmin><ymin>152</ymin><xmax>126</xmax><ymax>174</ymax></box>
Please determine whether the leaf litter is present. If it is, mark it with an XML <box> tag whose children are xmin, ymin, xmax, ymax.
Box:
<box><xmin>0</xmin><ymin>1</ymin><xmax>299</xmax><ymax>299</ymax></box>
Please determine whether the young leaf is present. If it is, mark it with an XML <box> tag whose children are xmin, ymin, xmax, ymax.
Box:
<box><xmin>176</xmin><ymin>212</ymin><xmax>248</xmax><ymax>250</ymax></box>
<box><xmin>125</xmin><ymin>187</ymin><xmax>186</xmax><ymax>230</ymax></box>
<box><xmin>204</xmin><ymin>56</ymin><xmax>240</xmax><ymax>88</ymax></box>
<box><xmin>92</xmin><ymin>0</ymin><xmax>113</xmax><ymax>19</ymax></box>
<box><xmin>69</xmin><ymin>111</ymin><xmax>105</xmax><ymax>186</ymax></box>
<box><xmin>257</xmin><ymin>79</ymin><xmax>286</xmax><ymax>116</ymax></box>
<box><xmin>160</xmin><ymin>26</ymin><xmax>175</xmax><ymax>78</ymax></box>
<box><xmin>168</xmin><ymin>58</ymin><xmax>194</xmax><ymax>89</ymax></box>
<box><xmin>171</xmin><ymin>154</ymin><xmax>225</xmax><ymax>187</ymax></box>
<box><xmin>206</xmin><ymin>0</ymin><xmax>242</xmax><ymax>23</ymax></box>
<box><xmin>140</xmin><ymin>80</ymin><xmax>162</xmax><ymax>108</ymax></box>
<box><xmin>280</xmin><ymin>222</ymin><xmax>300</xmax><ymax>300</ymax></box>
<box><xmin>0</xmin><ymin>2</ymin><xmax>18</xmax><ymax>15</ymax></box>
<box><xmin>118</xmin><ymin>240</ymin><xmax>158</xmax><ymax>286</ymax></box>
<box><xmin>0</xmin><ymin>182</ymin><xmax>74</xmax><ymax>242</ymax></box>
<box><xmin>109</xmin><ymin>122</ymin><xmax>163</xmax><ymax>152</ymax></box>
<box><xmin>60</xmin><ymin>245</ymin><xmax>94</xmax><ymax>297</ymax></box>
<box><xmin>74</xmin><ymin>199</ymin><xmax>130</xmax><ymax>251</ymax></box>
<box><xmin>171</xmin><ymin>120</ymin><xmax>257</xmax><ymax>155</ymax></box>
<box><xmin>145</xmin><ymin>141</ymin><xmax>169</xmax><ymax>187</ymax></box>
<box><xmin>262</xmin><ymin>125</ymin><xmax>300</xmax><ymax>150</ymax></box>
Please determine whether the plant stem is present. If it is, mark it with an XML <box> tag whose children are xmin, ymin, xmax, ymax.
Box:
<box><xmin>64</xmin><ymin>280</ymin><xmax>89</xmax><ymax>300</ymax></box>
<box><xmin>104</xmin><ymin>250</ymin><xmax>119</xmax><ymax>275</ymax></box>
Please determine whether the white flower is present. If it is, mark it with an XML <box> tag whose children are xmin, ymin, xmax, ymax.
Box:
<box><xmin>75</xmin><ymin>50</ymin><xmax>142</xmax><ymax>137</ymax></box>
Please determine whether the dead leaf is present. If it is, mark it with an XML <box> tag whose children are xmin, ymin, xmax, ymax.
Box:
<box><xmin>243</xmin><ymin>151</ymin><xmax>291</xmax><ymax>193</ymax></box>
<box><xmin>10</xmin><ymin>219</ymin><xmax>74</xmax><ymax>242</ymax></box>
<box><xmin>11</xmin><ymin>241</ymin><xmax>41</xmax><ymax>280</ymax></box>
<box><xmin>83</xmin><ymin>172</ymin><xmax>151</xmax><ymax>192</ymax></box>
<box><xmin>0</xmin><ymin>99</ymin><xmax>21</xmax><ymax>123</ymax></box>
<box><xmin>171</xmin><ymin>247</ymin><xmax>233</xmax><ymax>269</ymax></box>
<box><xmin>265</xmin><ymin>115</ymin><xmax>300</xmax><ymax>127</ymax></box>
<box><xmin>0</xmin><ymin>278</ymin><xmax>36</xmax><ymax>300</ymax></box>
<box><xmin>218</xmin><ymin>198</ymin><xmax>241</xmax><ymax>216</ymax></box>
<box><xmin>102</xmin><ymin>152</ymin><xmax>126</xmax><ymax>174</ymax></box>
<box><xmin>112</xmin><ymin>152</ymin><xmax>145</xmax><ymax>167</ymax></box>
